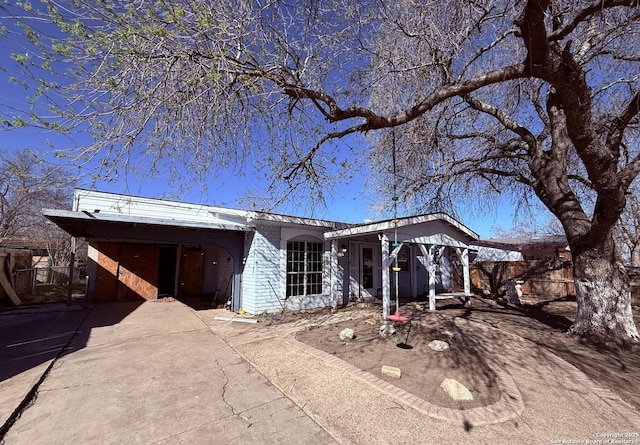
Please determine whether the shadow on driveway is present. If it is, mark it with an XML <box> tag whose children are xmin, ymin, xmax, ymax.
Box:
<box><xmin>0</xmin><ymin>301</ymin><xmax>143</xmax><ymax>438</ymax></box>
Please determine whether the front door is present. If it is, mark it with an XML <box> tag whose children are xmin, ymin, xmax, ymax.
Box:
<box><xmin>359</xmin><ymin>245</ymin><xmax>379</xmax><ymax>298</ymax></box>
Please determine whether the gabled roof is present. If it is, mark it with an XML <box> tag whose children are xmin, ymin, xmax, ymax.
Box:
<box><xmin>324</xmin><ymin>213</ymin><xmax>479</xmax><ymax>248</ymax></box>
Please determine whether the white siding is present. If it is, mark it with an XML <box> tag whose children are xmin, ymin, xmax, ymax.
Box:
<box><xmin>241</xmin><ymin>224</ymin><xmax>335</xmax><ymax>314</ymax></box>
<box><xmin>241</xmin><ymin>223</ymin><xmax>282</xmax><ymax>314</ymax></box>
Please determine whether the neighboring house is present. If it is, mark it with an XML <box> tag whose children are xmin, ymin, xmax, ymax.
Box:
<box><xmin>44</xmin><ymin>189</ymin><xmax>479</xmax><ymax>316</ymax></box>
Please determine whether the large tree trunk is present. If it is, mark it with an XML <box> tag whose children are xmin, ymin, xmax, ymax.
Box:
<box><xmin>570</xmin><ymin>241</ymin><xmax>639</xmax><ymax>346</ymax></box>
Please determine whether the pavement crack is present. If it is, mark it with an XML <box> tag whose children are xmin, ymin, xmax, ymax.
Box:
<box><xmin>215</xmin><ymin>359</ymin><xmax>288</xmax><ymax>428</ymax></box>
<box><xmin>216</xmin><ymin>359</ymin><xmax>240</xmax><ymax>418</ymax></box>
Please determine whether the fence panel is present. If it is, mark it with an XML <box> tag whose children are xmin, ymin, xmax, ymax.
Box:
<box><xmin>471</xmin><ymin>260</ymin><xmax>574</xmax><ymax>300</ymax></box>
<box><xmin>13</xmin><ymin>268</ymin><xmax>35</xmax><ymax>297</ymax></box>
<box><xmin>12</xmin><ymin>266</ymin><xmax>86</xmax><ymax>298</ymax></box>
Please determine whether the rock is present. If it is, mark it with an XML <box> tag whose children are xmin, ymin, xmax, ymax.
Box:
<box><xmin>379</xmin><ymin>323</ymin><xmax>396</xmax><ymax>338</ymax></box>
<box><xmin>381</xmin><ymin>365</ymin><xmax>402</xmax><ymax>379</ymax></box>
<box><xmin>428</xmin><ymin>340</ymin><xmax>450</xmax><ymax>351</ymax></box>
<box><xmin>440</xmin><ymin>378</ymin><xmax>474</xmax><ymax>401</ymax></box>
<box><xmin>339</xmin><ymin>328</ymin><xmax>355</xmax><ymax>340</ymax></box>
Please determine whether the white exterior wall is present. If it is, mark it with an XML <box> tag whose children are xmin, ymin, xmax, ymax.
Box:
<box><xmin>240</xmin><ymin>223</ymin><xmax>282</xmax><ymax>314</ymax></box>
<box><xmin>439</xmin><ymin>248</ymin><xmax>452</xmax><ymax>292</ymax></box>
<box><xmin>240</xmin><ymin>223</ymin><xmax>337</xmax><ymax>314</ymax></box>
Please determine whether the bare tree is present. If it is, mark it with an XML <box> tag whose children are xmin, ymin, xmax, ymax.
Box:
<box><xmin>1</xmin><ymin>0</ymin><xmax>639</xmax><ymax>344</ymax></box>
<box><xmin>0</xmin><ymin>148</ymin><xmax>73</xmax><ymax>240</ymax></box>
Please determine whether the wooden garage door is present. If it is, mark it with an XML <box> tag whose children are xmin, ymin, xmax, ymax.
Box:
<box><xmin>95</xmin><ymin>242</ymin><xmax>120</xmax><ymax>303</ymax></box>
<box><xmin>117</xmin><ymin>244</ymin><xmax>159</xmax><ymax>301</ymax></box>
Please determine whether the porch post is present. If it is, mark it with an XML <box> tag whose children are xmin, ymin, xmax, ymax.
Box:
<box><xmin>381</xmin><ymin>234</ymin><xmax>390</xmax><ymax>320</ymax></box>
<box><xmin>411</xmin><ymin>245</ymin><xmax>418</xmax><ymax>299</ymax></box>
<box><xmin>456</xmin><ymin>247</ymin><xmax>471</xmax><ymax>295</ymax></box>
<box><xmin>419</xmin><ymin>244</ymin><xmax>437</xmax><ymax>311</ymax></box>
<box><xmin>330</xmin><ymin>239</ymin><xmax>339</xmax><ymax>310</ymax></box>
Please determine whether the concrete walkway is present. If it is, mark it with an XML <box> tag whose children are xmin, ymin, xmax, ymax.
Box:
<box><xmin>0</xmin><ymin>301</ymin><xmax>334</xmax><ymax>444</ymax></box>
<box><xmin>2</xmin><ymin>300</ymin><xmax>640</xmax><ymax>444</ymax></box>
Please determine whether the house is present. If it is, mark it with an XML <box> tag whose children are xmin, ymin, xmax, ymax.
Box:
<box><xmin>43</xmin><ymin>189</ymin><xmax>479</xmax><ymax>317</ymax></box>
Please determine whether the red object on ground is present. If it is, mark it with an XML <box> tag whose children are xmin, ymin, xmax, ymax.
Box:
<box><xmin>387</xmin><ymin>311</ymin><xmax>410</xmax><ymax>322</ymax></box>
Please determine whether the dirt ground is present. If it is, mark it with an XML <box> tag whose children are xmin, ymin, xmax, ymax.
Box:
<box><xmin>289</xmin><ymin>295</ymin><xmax>640</xmax><ymax>412</ymax></box>
<box><xmin>296</xmin><ymin>315</ymin><xmax>501</xmax><ymax>410</ymax></box>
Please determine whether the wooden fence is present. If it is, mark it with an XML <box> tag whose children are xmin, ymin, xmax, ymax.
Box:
<box><xmin>471</xmin><ymin>260</ymin><xmax>640</xmax><ymax>307</ymax></box>
<box><xmin>470</xmin><ymin>260</ymin><xmax>575</xmax><ymax>301</ymax></box>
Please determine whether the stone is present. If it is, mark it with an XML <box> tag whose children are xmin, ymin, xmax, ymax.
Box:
<box><xmin>379</xmin><ymin>323</ymin><xmax>396</xmax><ymax>338</ymax></box>
<box><xmin>428</xmin><ymin>340</ymin><xmax>450</xmax><ymax>351</ymax></box>
<box><xmin>381</xmin><ymin>365</ymin><xmax>402</xmax><ymax>379</ymax></box>
<box><xmin>339</xmin><ymin>328</ymin><xmax>355</xmax><ymax>341</ymax></box>
<box><xmin>440</xmin><ymin>378</ymin><xmax>474</xmax><ymax>401</ymax></box>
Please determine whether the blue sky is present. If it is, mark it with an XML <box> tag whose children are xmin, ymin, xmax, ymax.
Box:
<box><xmin>0</xmin><ymin>11</ymin><xmax>519</xmax><ymax>239</ymax></box>
<box><xmin>1</xmin><ymin>122</ymin><xmax>517</xmax><ymax>238</ymax></box>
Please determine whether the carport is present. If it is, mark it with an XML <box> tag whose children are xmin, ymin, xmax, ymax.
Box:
<box><xmin>43</xmin><ymin>209</ymin><xmax>249</xmax><ymax>311</ymax></box>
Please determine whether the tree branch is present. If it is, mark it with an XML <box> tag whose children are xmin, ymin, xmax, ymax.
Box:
<box><xmin>548</xmin><ymin>0</ymin><xmax>639</xmax><ymax>42</ymax></box>
<box><xmin>606</xmin><ymin>92</ymin><xmax>640</xmax><ymax>184</ymax></box>
<box><xmin>462</xmin><ymin>92</ymin><xmax>537</xmax><ymax>149</ymax></box>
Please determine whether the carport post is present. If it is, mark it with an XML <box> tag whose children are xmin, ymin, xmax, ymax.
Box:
<box><xmin>66</xmin><ymin>236</ymin><xmax>76</xmax><ymax>305</ymax></box>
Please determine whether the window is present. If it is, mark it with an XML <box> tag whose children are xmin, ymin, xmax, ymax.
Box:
<box><xmin>286</xmin><ymin>241</ymin><xmax>323</xmax><ymax>297</ymax></box>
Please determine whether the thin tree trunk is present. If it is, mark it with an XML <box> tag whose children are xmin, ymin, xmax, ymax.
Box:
<box><xmin>570</xmin><ymin>248</ymin><xmax>639</xmax><ymax>346</ymax></box>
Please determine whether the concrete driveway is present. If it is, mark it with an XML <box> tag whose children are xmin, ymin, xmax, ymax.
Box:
<box><xmin>3</xmin><ymin>299</ymin><xmax>640</xmax><ymax>445</ymax></box>
<box><xmin>0</xmin><ymin>301</ymin><xmax>334</xmax><ymax>445</ymax></box>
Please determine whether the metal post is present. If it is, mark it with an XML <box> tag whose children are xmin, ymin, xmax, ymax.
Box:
<box><xmin>67</xmin><ymin>237</ymin><xmax>76</xmax><ymax>305</ymax></box>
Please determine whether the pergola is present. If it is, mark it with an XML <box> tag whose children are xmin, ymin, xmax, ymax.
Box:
<box><xmin>324</xmin><ymin>213</ymin><xmax>479</xmax><ymax>319</ymax></box>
